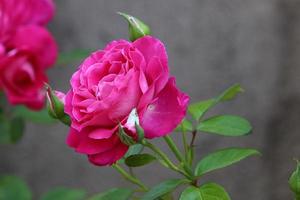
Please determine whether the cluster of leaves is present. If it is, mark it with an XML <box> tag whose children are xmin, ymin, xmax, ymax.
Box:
<box><xmin>0</xmin><ymin>175</ymin><xmax>133</xmax><ymax>200</ymax></box>
<box><xmin>111</xmin><ymin>84</ymin><xmax>260</xmax><ymax>200</ymax></box>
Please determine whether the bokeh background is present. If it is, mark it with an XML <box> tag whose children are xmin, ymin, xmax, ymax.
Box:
<box><xmin>1</xmin><ymin>0</ymin><xmax>300</xmax><ymax>199</ymax></box>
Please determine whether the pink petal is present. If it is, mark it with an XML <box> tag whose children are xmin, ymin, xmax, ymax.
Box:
<box><xmin>133</xmin><ymin>36</ymin><xmax>168</xmax><ymax>67</ymax></box>
<box><xmin>88</xmin><ymin>127</ymin><xmax>116</xmax><ymax>139</ymax></box>
<box><xmin>88</xmin><ymin>142</ymin><xmax>128</xmax><ymax>166</ymax></box>
<box><xmin>140</xmin><ymin>77</ymin><xmax>189</xmax><ymax>139</ymax></box>
<box><xmin>11</xmin><ymin>25</ymin><xmax>57</xmax><ymax>68</ymax></box>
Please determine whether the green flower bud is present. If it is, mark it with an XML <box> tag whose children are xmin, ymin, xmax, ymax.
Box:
<box><xmin>289</xmin><ymin>161</ymin><xmax>300</xmax><ymax>199</ymax></box>
<box><xmin>46</xmin><ymin>85</ymin><xmax>71</xmax><ymax>126</ymax></box>
<box><xmin>118</xmin><ymin>12</ymin><xmax>151</xmax><ymax>41</ymax></box>
<box><xmin>118</xmin><ymin>124</ymin><xmax>136</xmax><ymax>146</ymax></box>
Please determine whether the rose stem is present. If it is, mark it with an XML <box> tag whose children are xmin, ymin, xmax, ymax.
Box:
<box><xmin>142</xmin><ymin>140</ymin><xmax>193</xmax><ymax>180</ymax></box>
<box><xmin>163</xmin><ymin>135</ymin><xmax>184</xmax><ymax>163</ymax></box>
<box><xmin>188</xmin><ymin>130</ymin><xmax>197</xmax><ymax>166</ymax></box>
<box><xmin>112</xmin><ymin>163</ymin><xmax>148</xmax><ymax>191</ymax></box>
<box><xmin>181</xmin><ymin>130</ymin><xmax>189</xmax><ymax>162</ymax></box>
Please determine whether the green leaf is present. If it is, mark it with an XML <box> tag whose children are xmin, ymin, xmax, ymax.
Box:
<box><xmin>13</xmin><ymin>106</ymin><xmax>55</xmax><ymax>124</ymax></box>
<box><xmin>0</xmin><ymin>175</ymin><xmax>31</xmax><ymax>200</ymax></box>
<box><xmin>200</xmin><ymin>183</ymin><xmax>231</xmax><ymax>200</ymax></box>
<box><xmin>197</xmin><ymin>115</ymin><xmax>252</xmax><ymax>136</ymax></box>
<box><xmin>217</xmin><ymin>84</ymin><xmax>244</xmax><ymax>102</ymax></box>
<box><xmin>141</xmin><ymin>179</ymin><xmax>187</xmax><ymax>200</ymax></box>
<box><xmin>57</xmin><ymin>49</ymin><xmax>91</xmax><ymax>65</ymax></box>
<box><xmin>40</xmin><ymin>187</ymin><xmax>86</xmax><ymax>200</ymax></box>
<box><xmin>180</xmin><ymin>186</ymin><xmax>202</xmax><ymax>200</ymax></box>
<box><xmin>9</xmin><ymin>117</ymin><xmax>25</xmax><ymax>143</ymax></box>
<box><xmin>180</xmin><ymin>183</ymin><xmax>231</xmax><ymax>200</ymax></box>
<box><xmin>188</xmin><ymin>84</ymin><xmax>243</xmax><ymax>121</ymax></box>
<box><xmin>188</xmin><ymin>99</ymin><xmax>215</xmax><ymax>121</ymax></box>
<box><xmin>119</xmin><ymin>144</ymin><xmax>144</xmax><ymax>164</ymax></box>
<box><xmin>118</xmin><ymin>12</ymin><xmax>151</xmax><ymax>41</ymax></box>
<box><xmin>124</xmin><ymin>144</ymin><xmax>144</xmax><ymax>158</ymax></box>
<box><xmin>0</xmin><ymin>116</ymin><xmax>11</xmax><ymax>144</ymax></box>
<box><xmin>175</xmin><ymin>119</ymin><xmax>193</xmax><ymax>132</ymax></box>
<box><xmin>289</xmin><ymin>161</ymin><xmax>300</xmax><ymax>195</ymax></box>
<box><xmin>87</xmin><ymin>188</ymin><xmax>133</xmax><ymax>200</ymax></box>
<box><xmin>195</xmin><ymin>147</ymin><xmax>261</xmax><ymax>176</ymax></box>
<box><xmin>125</xmin><ymin>153</ymin><xmax>156</xmax><ymax>167</ymax></box>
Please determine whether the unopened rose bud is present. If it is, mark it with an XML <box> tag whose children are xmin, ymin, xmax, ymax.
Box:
<box><xmin>118</xmin><ymin>124</ymin><xmax>136</xmax><ymax>146</ymax></box>
<box><xmin>289</xmin><ymin>161</ymin><xmax>300</xmax><ymax>199</ymax></box>
<box><xmin>118</xmin><ymin>12</ymin><xmax>151</xmax><ymax>41</ymax></box>
<box><xmin>46</xmin><ymin>85</ymin><xmax>71</xmax><ymax>126</ymax></box>
<box><xmin>124</xmin><ymin>108</ymin><xmax>144</xmax><ymax>143</ymax></box>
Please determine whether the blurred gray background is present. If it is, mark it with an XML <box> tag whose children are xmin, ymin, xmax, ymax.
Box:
<box><xmin>1</xmin><ymin>0</ymin><xmax>300</xmax><ymax>199</ymax></box>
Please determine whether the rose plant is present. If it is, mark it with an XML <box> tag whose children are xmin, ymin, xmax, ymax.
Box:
<box><xmin>45</xmin><ymin>13</ymin><xmax>261</xmax><ymax>200</ymax></box>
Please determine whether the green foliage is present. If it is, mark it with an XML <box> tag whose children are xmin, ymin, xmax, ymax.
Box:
<box><xmin>41</xmin><ymin>187</ymin><xmax>85</xmax><ymax>200</ymax></box>
<box><xmin>0</xmin><ymin>175</ymin><xmax>31</xmax><ymax>200</ymax></box>
<box><xmin>0</xmin><ymin>115</ymin><xmax>12</xmax><ymax>144</ymax></box>
<box><xmin>197</xmin><ymin>115</ymin><xmax>252</xmax><ymax>136</ymax></box>
<box><xmin>188</xmin><ymin>84</ymin><xmax>243</xmax><ymax>121</ymax></box>
<box><xmin>125</xmin><ymin>144</ymin><xmax>144</xmax><ymax>158</ymax></box>
<box><xmin>57</xmin><ymin>49</ymin><xmax>91</xmax><ymax>65</ymax></box>
<box><xmin>175</xmin><ymin>119</ymin><xmax>193</xmax><ymax>132</ymax></box>
<box><xmin>9</xmin><ymin>117</ymin><xmax>25</xmax><ymax>143</ymax></box>
<box><xmin>0</xmin><ymin>115</ymin><xmax>25</xmax><ymax>144</ymax></box>
<box><xmin>195</xmin><ymin>148</ymin><xmax>261</xmax><ymax>176</ymax></box>
<box><xmin>13</xmin><ymin>106</ymin><xmax>55</xmax><ymax>124</ymax></box>
<box><xmin>289</xmin><ymin>161</ymin><xmax>300</xmax><ymax>198</ymax></box>
<box><xmin>125</xmin><ymin>153</ymin><xmax>156</xmax><ymax>167</ymax></box>
<box><xmin>180</xmin><ymin>183</ymin><xmax>231</xmax><ymax>200</ymax></box>
<box><xmin>141</xmin><ymin>179</ymin><xmax>187</xmax><ymax>200</ymax></box>
<box><xmin>87</xmin><ymin>188</ymin><xmax>133</xmax><ymax>200</ymax></box>
<box><xmin>188</xmin><ymin>100</ymin><xmax>215</xmax><ymax>122</ymax></box>
<box><xmin>118</xmin><ymin>12</ymin><xmax>151</xmax><ymax>41</ymax></box>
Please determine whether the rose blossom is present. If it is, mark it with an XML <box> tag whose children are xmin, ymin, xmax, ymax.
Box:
<box><xmin>65</xmin><ymin>36</ymin><xmax>189</xmax><ymax>166</ymax></box>
<box><xmin>0</xmin><ymin>0</ymin><xmax>57</xmax><ymax>110</ymax></box>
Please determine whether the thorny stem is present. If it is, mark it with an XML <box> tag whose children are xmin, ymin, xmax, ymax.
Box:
<box><xmin>112</xmin><ymin>163</ymin><xmax>148</xmax><ymax>191</ymax></box>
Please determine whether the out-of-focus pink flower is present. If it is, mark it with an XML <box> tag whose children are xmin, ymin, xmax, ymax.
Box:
<box><xmin>0</xmin><ymin>0</ymin><xmax>55</xmax><ymax>42</ymax></box>
<box><xmin>65</xmin><ymin>36</ymin><xmax>189</xmax><ymax>166</ymax></box>
<box><xmin>0</xmin><ymin>0</ymin><xmax>57</xmax><ymax>110</ymax></box>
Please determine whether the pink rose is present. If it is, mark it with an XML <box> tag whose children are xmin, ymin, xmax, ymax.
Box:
<box><xmin>65</xmin><ymin>36</ymin><xmax>189</xmax><ymax>166</ymax></box>
<box><xmin>0</xmin><ymin>0</ymin><xmax>57</xmax><ymax>110</ymax></box>
<box><xmin>0</xmin><ymin>0</ymin><xmax>55</xmax><ymax>42</ymax></box>
<box><xmin>0</xmin><ymin>26</ymin><xmax>57</xmax><ymax>110</ymax></box>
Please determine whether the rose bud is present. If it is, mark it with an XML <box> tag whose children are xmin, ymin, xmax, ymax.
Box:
<box><xmin>46</xmin><ymin>86</ymin><xmax>70</xmax><ymax>126</ymax></box>
<box><xmin>118</xmin><ymin>12</ymin><xmax>151</xmax><ymax>41</ymax></box>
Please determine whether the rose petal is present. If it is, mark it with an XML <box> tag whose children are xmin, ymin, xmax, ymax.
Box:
<box><xmin>88</xmin><ymin>142</ymin><xmax>128</xmax><ymax>166</ymax></box>
<box><xmin>140</xmin><ymin>77</ymin><xmax>189</xmax><ymax>139</ymax></box>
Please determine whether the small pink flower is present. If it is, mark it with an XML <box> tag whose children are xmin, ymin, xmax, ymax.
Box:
<box><xmin>0</xmin><ymin>0</ymin><xmax>57</xmax><ymax>110</ymax></box>
<box><xmin>65</xmin><ymin>36</ymin><xmax>189</xmax><ymax>166</ymax></box>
